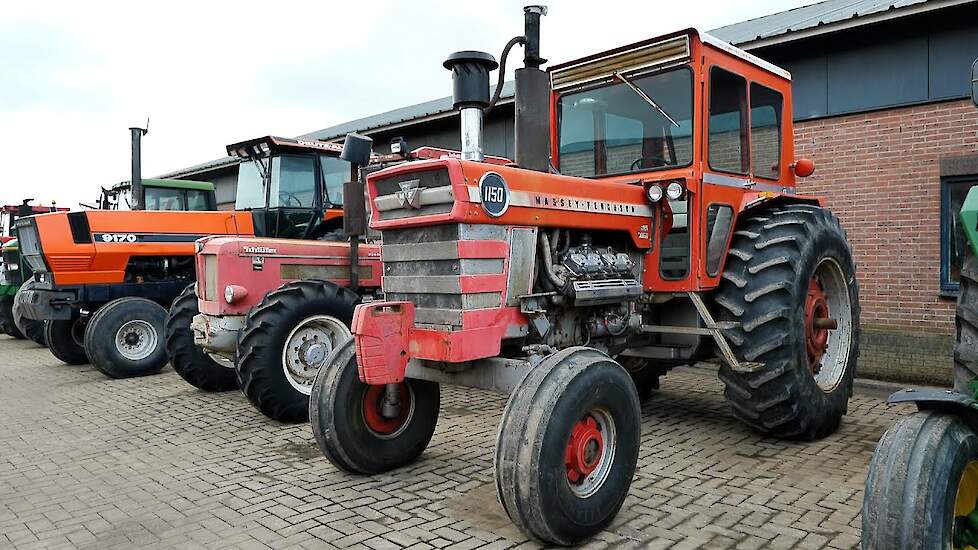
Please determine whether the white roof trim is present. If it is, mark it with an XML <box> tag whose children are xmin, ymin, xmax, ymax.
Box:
<box><xmin>699</xmin><ymin>31</ymin><xmax>792</xmax><ymax>80</ymax></box>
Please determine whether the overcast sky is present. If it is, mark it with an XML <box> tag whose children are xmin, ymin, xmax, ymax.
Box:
<box><xmin>0</xmin><ymin>0</ymin><xmax>812</xmax><ymax>209</ymax></box>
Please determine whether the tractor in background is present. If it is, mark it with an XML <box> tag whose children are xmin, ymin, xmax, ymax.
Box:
<box><xmin>165</xmin><ymin>135</ymin><xmax>511</xmax><ymax>423</ymax></box>
<box><xmin>309</xmin><ymin>6</ymin><xmax>858</xmax><ymax>545</ymax></box>
<box><xmin>861</xmin><ymin>59</ymin><xmax>978</xmax><ymax>550</ymax></box>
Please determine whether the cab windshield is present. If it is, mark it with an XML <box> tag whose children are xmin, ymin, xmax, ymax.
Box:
<box><xmin>557</xmin><ymin>66</ymin><xmax>693</xmax><ymax>178</ymax></box>
<box><xmin>233</xmin><ymin>153</ymin><xmax>350</xmax><ymax>210</ymax></box>
<box><xmin>144</xmin><ymin>187</ymin><xmax>212</xmax><ymax>211</ymax></box>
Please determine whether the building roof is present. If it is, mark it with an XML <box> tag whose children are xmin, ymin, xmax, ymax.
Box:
<box><xmin>709</xmin><ymin>0</ymin><xmax>971</xmax><ymax>48</ymax></box>
<box><xmin>160</xmin><ymin>0</ymin><xmax>971</xmax><ymax>180</ymax></box>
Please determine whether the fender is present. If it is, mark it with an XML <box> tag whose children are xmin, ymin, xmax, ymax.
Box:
<box><xmin>888</xmin><ymin>388</ymin><xmax>978</xmax><ymax>433</ymax></box>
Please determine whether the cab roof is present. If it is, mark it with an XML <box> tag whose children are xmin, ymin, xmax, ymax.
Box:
<box><xmin>111</xmin><ymin>179</ymin><xmax>215</xmax><ymax>192</ymax></box>
<box><xmin>226</xmin><ymin>135</ymin><xmax>344</xmax><ymax>159</ymax></box>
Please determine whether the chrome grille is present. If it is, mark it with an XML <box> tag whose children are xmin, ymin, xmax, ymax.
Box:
<box><xmin>373</xmin><ymin>168</ymin><xmax>455</xmax><ymax>221</ymax></box>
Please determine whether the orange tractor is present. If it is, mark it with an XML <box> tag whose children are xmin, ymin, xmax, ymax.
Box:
<box><xmin>309</xmin><ymin>6</ymin><xmax>859</xmax><ymax>545</ymax></box>
<box><xmin>15</xmin><ymin>131</ymin><xmax>360</xmax><ymax>378</ymax></box>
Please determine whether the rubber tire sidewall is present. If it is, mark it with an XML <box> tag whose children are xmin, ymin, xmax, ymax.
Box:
<box><xmin>310</xmin><ymin>338</ymin><xmax>440</xmax><ymax>474</ymax></box>
<box><xmin>164</xmin><ymin>284</ymin><xmax>238</xmax><ymax>392</ymax></box>
<box><xmin>862</xmin><ymin>411</ymin><xmax>978</xmax><ymax>549</ymax></box>
<box><xmin>85</xmin><ymin>297</ymin><xmax>168</xmax><ymax>378</ymax></box>
<box><xmin>45</xmin><ymin>318</ymin><xmax>88</xmax><ymax>365</ymax></box>
<box><xmin>13</xmin><ymin>279</ymin><xmax>46</xmax><ymax>346</ymax></box>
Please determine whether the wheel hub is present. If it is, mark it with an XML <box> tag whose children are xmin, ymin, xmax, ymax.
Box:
<box><xmin>804</xmin><ymin>277</ymin><xmax>831</xmax><ymax>375</ymax></box>
<box><xmin>565</xmin><ymin>416</ymin><xmax>604</xmax><ymax>483</ymax></box>
<box><xmin>362</xmin><ymin>383</ymin><xmax>411</xmax><ymax>437</ymax></box>
<box><xmin>114</xmin><ymin>320</ymin><xmax>158</xmax><ymax>361</ymax></box>
<box><xmin>282</xmin><ymin>315</ymin><xmax>349</xmax><ymax>395</ymax></box>
<box><xmin>301</xmin><ymin>341</ymin><xmax>329</xmax><ymax>366</ymax></box>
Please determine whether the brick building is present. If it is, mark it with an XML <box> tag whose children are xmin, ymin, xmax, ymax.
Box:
<box><xmin>161</xmin><ymin>0</ymin><xmax>978</xmax><ymax>383</ymax></box>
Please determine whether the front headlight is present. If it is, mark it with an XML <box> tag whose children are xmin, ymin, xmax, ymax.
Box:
<box><xmin>8</xmin><ymin>262</ymin><xmax>17</xmax><ymax>271</ymax></box>
<box><xmin>224</xmin><ymin>285</ymin><xmax>235</xmax><ymax>304</ymax></box>
<box><xmin>665</xmin><ymin>181</ymin><xmax>685</xmax><ymax>201</ymax></box>
<box><xmin>224</xmin><ymin>284</ymin><xmax>248</xmax><ymax>304</ymax></box>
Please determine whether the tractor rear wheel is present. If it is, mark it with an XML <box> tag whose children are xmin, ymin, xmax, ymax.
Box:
<box><xmin>84</xmin><ymin>298</ymin><xmax>168</xmax><ymax>378</ymax></box>
<box><xmin>45</xmin><ymin>318</ymin><xmax>88</xmax><ymax>365</ymax></box>
<box><xmin>309</xmin><ymin>338</ymin><xmax>441</xmax><ymax>473</ymax></box>
<box><xmin>165</xmin><ymin>284</ymin><xmax>238</xmax><ymax>392</ymax></box>
<box><xmin>954</xmin><ymin>254</ymin><xmax>978</xmax><ymax>394</ymax></box>
<box><xmin>236</xmin><ymin>280</ymin><xmax>359</xmax><ymax>423</ymax></box>
<box><xmin>862</xmin><ymin>410</ymin><xmax>978</xmax><ymax>549</ymax></box>
<box><xmin>1</xmin><ymin>296</ymin><xmax>25</xmax><ymax>339</ymax></box>
<box><xmin>495</xmin><ymin>347</ymin><xmax>641</xmax><ymax>546</ymax></box>
<box><xmin>13</xmin><ymin>280</ymin><xmax>46</xmax><ymax>346</ymax></box>
<box><xmin>715</xmin><ymin>204</ymin><xmax>859</xmax><ymax>440</ymax></box>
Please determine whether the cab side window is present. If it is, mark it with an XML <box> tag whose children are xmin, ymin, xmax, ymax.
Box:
<box><xmin>708</xmin><ymin>68</ymin><xmax>748</xmax><ymax>175</ymax></box>
<box><xmin>750</xmin><ymin>83</ymin><xmax>784</xmax><ymax>180</ymax></box>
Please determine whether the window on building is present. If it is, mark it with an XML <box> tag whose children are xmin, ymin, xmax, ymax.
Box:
<box><xmin>942</xmin><ymin>175</ymin><xmax>978</xmax><ymax>293</ymax></box>
<box><xmin>708</xmin><ymin>67</ymin><xmax>749</xmax><ymax>175</ymax></box>
<box><xmin>749</xmin><ymin>83</ymin><xmax>783</xmax><ymax>180</ymax></box>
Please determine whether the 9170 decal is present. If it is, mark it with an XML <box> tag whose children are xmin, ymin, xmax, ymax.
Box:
<box><xmin>97</xmin><ymin>233</ymin><xmax>138</xmax><ymax>243</ymax></box>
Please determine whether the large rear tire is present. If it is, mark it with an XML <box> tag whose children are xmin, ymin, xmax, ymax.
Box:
<box><xmin>45</xmin><ymin>318</ymin><xmax>88</xmax><ymax>365</ymax></box>
<box><xmin>862</xmin><ymin>411</ymin><xmax>978</xmax><ymax>549</ymax></box>
<box><xmin>955</xmin><ymin>254</ymin><xmax>978</xmax><ymax>394</ymax></box>
<box><xmin>495</xmin><ymin>347</ymin><xmax>641</xmax><ymax>546</ymax></box>
<box><xmin>165</xmin><ymin>284</ymin><xmax>238</xmax><ymax>392</ymax></box>
<box><xmin>310</xmin><ymin>338</ymin><xmax>441</xmax><ymax>473</ymax></box>
<box><xmin>13</xmin><ymin>280</ymin><xmax>46</xmax><ymax>346</ymax></box>
<box><xmin>236</xmin><ymin>280</ymin><xmax>359</xmax><ymax>423</ymax></box>
<box><xmin>84</xmin><ymin>297</ymin><xmax>168</xmax><ymax>378</ymax></box>
<box><xmin>715</xmin><ymin>204</ymin><xmax>859</xmax><ymax>440</ymax></box>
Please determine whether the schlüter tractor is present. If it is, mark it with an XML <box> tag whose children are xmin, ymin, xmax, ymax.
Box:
<box><xmin>861</xmin><ymin>59</ymin><xmax>978</xmax><ymax>550</ymax></box>
<box><xmin>309</xmin><ymin>7</ymin><xmax>859</xmax><ymax>545</ymax></box>
<box><xmin>165</xmin><ymin>137</ymin><xmax>512</xmax><ymax>423</ymax></box>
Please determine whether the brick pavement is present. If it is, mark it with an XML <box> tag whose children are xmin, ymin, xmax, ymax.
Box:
<box><xmin>0</xmin><ymin>335</ymin><xmax>912</xmax><ymax>549</ymax></box>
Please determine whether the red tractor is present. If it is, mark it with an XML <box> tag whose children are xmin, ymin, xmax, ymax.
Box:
<box><xmin>310</xmin><ymin>7</ymin><xmax>859</xmax><ymax>545</ymax></box>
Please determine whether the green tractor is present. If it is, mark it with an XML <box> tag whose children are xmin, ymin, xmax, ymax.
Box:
<box><xmin>1</xmin><ymin>200</ymin><xmax>63</xmax><ymax>342</ymax></box>
<box><xmin>862</xmin><ymin>59</ymin><xmax>978</xmax><ymax>549</ymax></box>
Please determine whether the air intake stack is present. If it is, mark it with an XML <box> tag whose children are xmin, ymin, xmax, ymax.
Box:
<box><xmin>443</xmin><ymin>51</ymin><xmax>498</xmax><ymax>162</ymax></box>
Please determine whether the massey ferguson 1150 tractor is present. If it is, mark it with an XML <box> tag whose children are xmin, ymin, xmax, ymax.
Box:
<box><xmin>165</xmin><ymin>137</ymin><xmax>511</xmax><ymax>423</ymax></box>
<box><xmin>310</xmin><ymin>7</ymin><xmax>859</xmax><ymax>544</ymax></box>
<box><xmin>861</xmin><ymin>60</ymin><xmax>978</xmax><ymax>550</ymax></box>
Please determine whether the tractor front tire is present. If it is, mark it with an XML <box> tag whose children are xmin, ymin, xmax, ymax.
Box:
<box><xmin>954</xmin><ymin>254</ymin><xmax>978</xmax><ymax>394</ymax></box>
<box><xmin>165</xmin><ymin>284</ymin><xmax>238</xmax><ymax>392</ymax></box>
<box><xmin>310</xmin><ymin>338</ymin><xmax>441</xmax><ymax>473</ymax></box>
<box><xmin>236</xmin><ymin>280</ymin><xmax>359</xmax><ymax>423</ymax></box>
<box><xmin>13</xmin><ymin>280</ymin><xmax>46</xmax><ymax>346</ymax></box>
<box><xmin>0</xmin><ymin>296</ymin><xmax>24</xmax><ymax>339</ymax></box>
<box><xmin>862</xmin><ymin>410</ymin><xmax>978</xmax><ymax>549</ymax></box>
<box><xmin>84</xmin><ymin>298</ymin><xmax>168</xmax><ymax>378</ymax></box>
<box><xmin>45</xmin><ymin>319</ymin><xmax>88</xmax><ymax>365</ymax></box>
<box><xmin>495</xmin><ymin>347</ymin><xmax>641</xmax><ymax>546</ymax></box>
<box><xmin>715</xmin><ymin>204</ymin><xmax>859</xmax><ymax>440</ymax></box>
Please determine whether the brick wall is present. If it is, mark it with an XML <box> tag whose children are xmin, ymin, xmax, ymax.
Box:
<box><xmin>794</xmin><ymin>99</ymin><xmax>978</xmax><ymax>383</ymax></box>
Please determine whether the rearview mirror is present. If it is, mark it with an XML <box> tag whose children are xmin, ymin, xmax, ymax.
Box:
<box><xmin>972</xmin><ymin>58</ymin><xmax>977</xmax><ymax>107</ymax></box>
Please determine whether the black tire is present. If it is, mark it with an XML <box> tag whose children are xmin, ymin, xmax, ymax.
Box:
<box><xmin>955</xmin><ymin>254</ymin><xmax>978</xmax><ymax>394</ymax></box>
<box><xmin>165</xmin><ymin>284</ymin><xmax>238</xmax><ymax>392</ymax></box>
<box><xmin>310</xmin><ymin>338</ymin><xmax>441</xmax><ymax>473</ymax></box>
<box><xmin>45</xmin><ymin>319</ymin><xmax>88</xmax><ymax>365</ymax></box>
<box><xmin>715</xmin><ymin>204</ymin><xmax>860</xmax><ymax>440</ymax></box>
<box><xmin>0</xmin><ymin>295</ymin><xmax>25</xmax><ymax>339</ymax></box>
<box><xmin>84</xmin><ymin>297</ymin><xmax>168</xmax><ymax>378</ymax></box>
<box><xmin>236</xmin><ymin>280</ymin><xmax>360</xmax><ymax>423</ymax></box>
<box><xmin>618</xmin><ymin>356</ymin><xmax>664</xmax><ymax>403</ymax></box>
<box><xmin>13</xmin><ymin>280</ymin><xmax>46</xmax><ymax>346</ymax></box>
<box><xmin>495</xmin><ymin>347</ymin><xmax>641</xmax><ymax>546</ymax></box>
<box><xmin>862</xmin><ymin>411</ymin><xmax>978</xmax><ymax>549</ymax></box>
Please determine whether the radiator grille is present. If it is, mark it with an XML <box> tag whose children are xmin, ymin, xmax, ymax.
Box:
<box><xmin>373</xmin><ymin>168</ymin><xmax>454</xmax><ymax>221</ymax></box>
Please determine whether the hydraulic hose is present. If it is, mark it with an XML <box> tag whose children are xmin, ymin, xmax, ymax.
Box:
<box><xmin>539</xmin><ymin>232</ymin><xmax>566</xmax><ymax>289</ymax></box>
<box><xmin>486</xmin><ymin>35</ymin><xmax>526</xmax><ymax>114</ymax></box>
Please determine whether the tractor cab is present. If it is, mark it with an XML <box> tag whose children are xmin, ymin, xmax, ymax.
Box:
<box><xmin>97</xmin><ymin>179</ymin><xmax>217</xmax><ymax>211</ymax></box>
<box><xmin>228</xmin><ymin>136</ymin><xmax>352</xmax><ymax>240</ymax></box>
<box><xmin>550</xmin><ymin>29</ymin><xmax>807</xmax><ymax>291</ymax></box>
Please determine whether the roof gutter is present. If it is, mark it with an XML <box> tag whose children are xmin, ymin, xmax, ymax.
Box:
<box><xmin>735</xmin><ymin>0</ymin><xmax>974</xmax><ymax>50</ymax></box>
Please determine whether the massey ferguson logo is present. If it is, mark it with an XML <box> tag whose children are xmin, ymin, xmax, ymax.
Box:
<box><xmin>396</xmin><ymin>180</ymin><xmax>422</xmax><ymax>209</ymax></box>
<box><xmin>243</xmin><ymin>246</ymin><xmax>276</xmax><ymax>255</ymax></box>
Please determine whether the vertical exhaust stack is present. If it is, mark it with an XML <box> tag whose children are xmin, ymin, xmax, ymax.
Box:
<box><xmin>129</xmin><ymin>126</ymin><xmax>148</xmax><ymax>210</ymax></box>
<box><xmin>515</xmin><ymin>5</ymin><xmax>549</xmax><ymax>172</ymax></box>
<box><xmin>444</xmin><ymin>51</ymin><xmax>498</xmax><ymax>162</ymax></box>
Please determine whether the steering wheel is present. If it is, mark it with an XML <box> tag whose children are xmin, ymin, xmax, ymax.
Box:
<box><xmin>630</xmin><ymin>156</ymin><xmax>671</xmax><ymax>171</ymax></box>
<box><xmin>278</xmin><ymin>192</ymin><xmax>302</xmax><ymax>207</ymax></box>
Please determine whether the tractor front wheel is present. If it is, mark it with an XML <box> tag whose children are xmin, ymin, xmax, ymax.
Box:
<box><xmin>495</xmin><ymin>347</ymin><xmax>641</xmax><ymax>545</ymax></box>
<box><xmin>0</xmin><ymin>296</ymin><xmax>25</xmax><ymax>339</ymax></box>
<box><xmin>309</xmin><ymin>338</ymin><xmax>440</xmax><ymax>473</ymax></box>
<box><xmin>13</xmin><ymin>280</ymin><xmax>46</xmax><ymax>346</ymax></box>
<box><xmin>715</xmin><ymin>204</ymin><xmax>859</xmax><ymax>440</ymax></box>
<box><xmin>165</xmin><ymin>284</ymin><xmax>238</xmax><ymax>392</ymax></box>
<box><xmin>863</xmin><ymin>410</ymin><xmax>978</xmax><ymax>549</ymax></box>
<box><xmin>236</xmin><ymin>280</ymin><xmax>359</xmax><ymax>423</ymax></box>
<box><xmin>45</xmin><ymin>318</ymin><xmax>88</xmax><ymax>365</ymax></box>
<box><xmin>84</xmin><ymin>298</ymin><xmax>169</xmax><ymax>378</ymax></box>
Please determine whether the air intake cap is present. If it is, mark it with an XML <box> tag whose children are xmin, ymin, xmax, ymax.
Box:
<box><xmin>444</xmin><ymin>51</ymin><xmax>499</xmax><ymax>110</ymax></box>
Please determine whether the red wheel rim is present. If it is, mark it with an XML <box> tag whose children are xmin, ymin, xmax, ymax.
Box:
<box><xmin>804</xmin><ymin>277</ymin><xmax>831</xmax><ymax>375</ymax></box>
<box><xmin>362</xmin><ymin>384</ymin><xmax>411</xmax><ymax>436</ymax></box>
<box><xmin>565</xmin><ymin>415</ymin><xmax>604</xmax><ymax>484</ymax></box>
